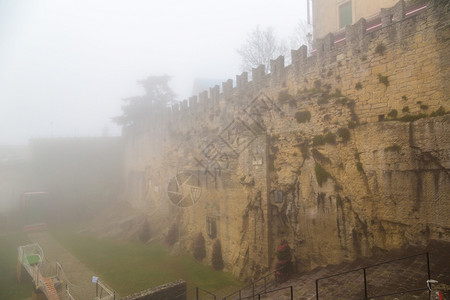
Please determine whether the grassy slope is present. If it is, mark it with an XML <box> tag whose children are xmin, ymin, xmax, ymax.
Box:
<box><xmin>0</xmin><ymin>232</ymin><xmax>32</xmax><ymax>300</ymax></box>
<box><xmin>50</xmin><ymin>228</ymin><xmax>243</xmax><ymax>297</ymax></box>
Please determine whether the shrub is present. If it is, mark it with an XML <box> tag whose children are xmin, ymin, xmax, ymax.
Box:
<box><xmin>348</xmin><ymin>121</ymin><xmax>357</xmax><ymax>129</ymax></box>
<box><xmin>384</xmin><ymin>144</ymin><xmax>401</xmax><ymax>152</ymax></box>
<box><xmin>315</xmin><ymin>164</ymin><xmax>331</xmax><ymax>186</ymax></box>
<box><xmin>166</xmin><ymin>222</ymin><xmax>178</xmax><ymax>247</ymax></box>
<box><xmin>347</xmin><ymin>99</ymin><xmax>356</xmax><ymax>109</ymax></box>
<box><xmin>378</xmin><ymin>74</ymin><xmax>389</xmax><ymax>87</ymax></box>
<box><xmin>299</xmin><ymin>142</ymin><xmax>309</xmax><ymax>159</ymax></box>
<box><xmin>271</xmin><ymin>145</ymin><xmax>279</xmax><ymax>154</ymax></box>
<box><xmin>295</xmin><ymin>111</ymin><xmax>311</xmax><ymax>123</ymax></box>
<box><xmin>420</xmin><ymin>104</ymin><xmax>429</xmax><ymax>110</ymax></box>
<box><xmin>398</xmin><ymin>113</ymin><xmax>427</xmax><ymax>122</ymax></box>
<box><xmin>387</xmin><ymin>109</ymin><xmax>398</xmax><ymax>118</ymax></box>
<box><xmin>324</xmin><ymin>132</ymin><xmax>336</xmax><ymax>144</ymax></box>
<box><xmin>312</xmin><ymin>133</ymin><xmax>336</xmax><ymax>146</ymax></box>
<box><xmin>139</xmin><ymin>218</ymin><xmax>151</xmax><ymax>243</ymax></box>
<box><xmin>312</xmin><ymin>135</ymin><xmax>325</xmax><ymax>146</ymax></box>
<box><xmin>278</xmin><ymin>90</ymin><xmax>293</xmax><ymax>104</ymax></box>
<box><xmin>337</xmin><ymin>127</ymin><xmax>350</xmax><ymax>142</ymax></box>
<box><xmin>402</xmin><ymin>95</ymin><xmax>408</xmax><ymax>101</ymax></box>
<box><xmin>211</xmin><ymin>240</ymin><xmax>224</xmax><ymax>271</ymax></box>
<box><xmin>375</xmin><ymin>43</ymin><xmax>386</xmax><ymax>55</ymax></box>
<box><xmin>402</xmin><ymin>106</ymin><xmax>410</xmax><ymax>113</ymax></box>
<box><xmin>430</xmin><ymin>106</ymin><xmax>446</xmax><ymax>117</ymax></box>
<box><xmin>275</xmin><ymin>240</ymin><xmax>292</xmax><ymax>283</ymax></box>
<box><xmin>355</xmin><ymin>82</ymin><xmax>363</xmax><ymax>90</ymax></box>
<box><xmin>193</xmin><ymin>232</ymin><xmax>206</xmax><ymax>262</ymax></box>
<box><xmin>356</xmin><ymin>162</ymin><xmax>364</xmax><ymax>173</ymax></box>
<box><xmin>312</xmin><ymin>148</ymin><xmax>331</xmax><ymax>164</ymax></box>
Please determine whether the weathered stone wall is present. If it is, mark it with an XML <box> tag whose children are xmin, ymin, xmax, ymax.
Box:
<box><xmin>123</xmin><ymin>0</ymin><xmax>450</xmax><ymax>279</ymax></box>
<box><xmin>121</xmin><ymin>280</ymin><xmax>186</xmax><ymax>300</ymax></box>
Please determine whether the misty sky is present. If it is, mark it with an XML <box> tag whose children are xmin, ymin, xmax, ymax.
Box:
<box><xmin>0</xmin><ymin>0</ymin><xmax>308</xmax><ymax>145</ymax></box>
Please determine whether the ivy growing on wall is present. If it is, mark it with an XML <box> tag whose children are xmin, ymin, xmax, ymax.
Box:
<box><xmin>315</xmin><ymin>164</ymin><xmax>331</xmax><ymax>186</ymax></box>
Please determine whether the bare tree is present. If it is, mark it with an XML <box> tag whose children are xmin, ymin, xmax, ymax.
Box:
<box><xmin>237</xmin><ymin>26</ymin><xmax>288</xmax><ymax>73</ymax></box>
<box><xmin>290</xmin><ymin>19</ymin><xmax>313</xmax><ymax>51</ymax></box>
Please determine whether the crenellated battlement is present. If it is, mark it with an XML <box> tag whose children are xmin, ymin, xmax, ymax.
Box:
<box><xmin>162</xmin><ymin>0</ymin><xmax>439</xmax><ymax>123</ymax></box>
<box><xmin>125</xmin><ymin>0</ymin><xmax>448</xmax><ymax>136</ymax></box>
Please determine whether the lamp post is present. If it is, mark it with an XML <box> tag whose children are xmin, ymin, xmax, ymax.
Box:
<box><xmin>307</xmin><ymin>32</ymin><xmax>313</xmax><ymax>55</ymax></box>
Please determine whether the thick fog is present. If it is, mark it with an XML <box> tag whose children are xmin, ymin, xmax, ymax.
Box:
<box><xmin>0</xmin><ymin>0</ymin><xmax>307</xmax><ymax>145</ymax></box>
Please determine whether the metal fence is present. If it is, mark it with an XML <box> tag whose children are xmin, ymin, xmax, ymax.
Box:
<box><xmin>221</xmin><ymin>264</ymin><xmax>290</xmax><ymax>299</ymax></box>
<box><xmin>315</xmin><ymin>252</ymin><xmax>430</xmax><ymax>300</ymax></box>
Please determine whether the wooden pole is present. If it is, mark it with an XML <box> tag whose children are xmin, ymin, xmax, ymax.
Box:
<box><xmin>17</xmin><ymin>259</ymin><xmax>22</xmax><ymax>283</ymax></box>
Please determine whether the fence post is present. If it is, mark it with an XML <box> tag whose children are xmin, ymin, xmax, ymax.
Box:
<box><xmin>426</xmin><ymin>252</ymin><xmax>431</xmax><ymax>299</ymax></box>
<box><xmin>290</xmin><ymin>285</ymin><xmax>293</xmax><ymax>300</ymax></box>
<box><xmin>363</xmin><ymin>268</ymin><xmax>368</xmax><ymax>300</ymax></box>
<box><xmin>239</xmin><ymin>289</ymin><xmax>242</xmax><ymax>299</ymax></box>
<box><xmin>316</xmin><ymin>279</ymin><xmax>319</xmax><ymax>300</ymax></box>
<box><xmin>196</xmin><ymin>287</ymin><xmax>199</xmax><ymax>300</ymax></box>
<box><xmin>264</xmin><ymin>277</ymin><xmax>267</xmax><ymax>293</ymax></box>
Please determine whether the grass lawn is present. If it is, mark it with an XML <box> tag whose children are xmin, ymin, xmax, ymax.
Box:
<box><xmin>50</xmin><ymin>228</ymin><xmax>244</xmax><ymax>297</ymax></box>
<box><xmin>0</xmin><ymin>231</ymin><xmax>32</xmax><ymax>300</ymax></box>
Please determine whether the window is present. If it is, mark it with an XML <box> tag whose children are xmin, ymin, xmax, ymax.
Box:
<box><xmin>274</xmin><ymin>191</ymin><xmax>283</xmax><ymax>203</ymax></box>
<box><xmin>339</xmin><ymin>1</ymin><xmax>352</xmax><ymax>29</ymax></box>
<box><xmin>206</xmin><ymin>217</ymin><xmax>217</xmax><ymax>239</ymax></box>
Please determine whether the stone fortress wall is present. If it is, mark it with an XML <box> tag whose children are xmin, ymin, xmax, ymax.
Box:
<box><xmin>123</xmin><ymin>0</ymin><xmax>450</xmax><ymax>280</ymax></box>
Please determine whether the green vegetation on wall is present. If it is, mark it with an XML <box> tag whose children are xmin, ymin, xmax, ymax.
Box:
<box><xmin>315</xmin><ymin>164</ymin><xmax>331</xmax><ymax>186</ymax></box>
<box><xmin>295</xmin><ymin>111</ymin><xmax>311</xmax><ymax>123</ymax></box>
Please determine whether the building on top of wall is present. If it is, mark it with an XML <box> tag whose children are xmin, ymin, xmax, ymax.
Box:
<box><xmin>312</xmin><ymin>0</ymin><xmax>414</xmax><ymax>39</ymax></box>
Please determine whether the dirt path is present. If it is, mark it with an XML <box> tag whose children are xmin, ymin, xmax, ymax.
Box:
<box><xmin>27</xmin><ymin>231</ymin><xmax>118</xmax><ymax>299</ymax></box>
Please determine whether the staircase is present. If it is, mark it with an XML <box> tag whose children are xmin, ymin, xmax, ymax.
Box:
<box><xmin>18</xmin><ymin>243</ymin><xmax>62</xmax><ymax>300</ymax></box>
<box><xmin>42</xmin><ymin>277</ymin><xmax>59</xmax><ymax>300</ymax></box>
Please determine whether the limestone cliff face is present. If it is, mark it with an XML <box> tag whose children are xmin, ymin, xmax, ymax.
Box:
<box><xmin>268</xmin><ymin>104</ymin><xmax>449</xmax><ymax>270</ymax></box>
<box><xmin>122</xmin><ymin>1</ymin><xmax>450</xmax><ymax>280</ymax></box>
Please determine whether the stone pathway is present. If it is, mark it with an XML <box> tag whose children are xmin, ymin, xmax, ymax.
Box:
<box><xmin>27</xmin><ymin>231</ymin><xmax>118</xmax><ymax>300</ymax></box>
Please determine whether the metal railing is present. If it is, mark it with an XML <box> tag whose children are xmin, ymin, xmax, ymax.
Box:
<box><xmin>257</xmin><ymin>285</ymin><xmax>293</xmax><ymax>300</ymax></box>
<box><xmin>222</xmin><ymin>264</ymin><xmax>289</xmax><ymax>299</ymax></box>
<box><xmin>315</xmin><ymin>252</ymin><xmax>430</xmax><ymax>300</ymax></box>
<box><xmin>195</xmin><ymin>286</ymin><xmax>217</xmax><ymax>300</ymax></box>
<box><xmin>95</xmin><ymin>279</ymin><xmax>116</xmax><ymax>300</ymax></box>
<box><xmin>65</xmin><ymin>284</ymin><xmax>76</xmax><ymax>300</ymax></box>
